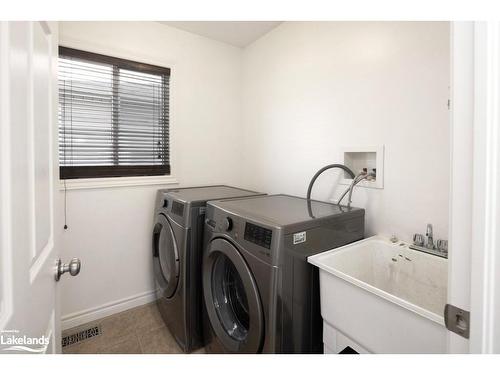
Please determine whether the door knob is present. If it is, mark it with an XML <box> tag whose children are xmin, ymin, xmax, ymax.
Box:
<box><xmin>55</xmin><ymin>258</ymin><xmax>81</xmax><ymax>281</ymax></box>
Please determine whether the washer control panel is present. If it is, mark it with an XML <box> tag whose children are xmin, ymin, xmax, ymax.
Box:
<box><xmin>244</xmin><ymin>222</ymin><xmax>272</xmax><ymax>249</ymax></box>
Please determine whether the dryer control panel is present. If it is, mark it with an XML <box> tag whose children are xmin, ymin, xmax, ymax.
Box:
<box><xmin>171</xmin><ymin>200</ymin><xmax>185</xmax><ymax>217</ymax></box>
<box><xmin>244</xmin><ymin>222</ymin><xmax>272</xmax><ymax>249</ymax></box>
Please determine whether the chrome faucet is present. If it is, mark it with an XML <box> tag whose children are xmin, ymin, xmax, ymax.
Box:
<box><xmin>410</xmin><ymin>223</ymin><xmax>448</xmax><ymax>258</ymax></box>
<box><xmin>426</xmin><ymin>224</ymin><xmax>434</xmax><ymax>249</ymax></box>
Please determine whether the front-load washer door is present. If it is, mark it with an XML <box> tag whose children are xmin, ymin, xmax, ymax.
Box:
<box><xmin>203</xmin><ymin>238</ymin><xmax>264</xmax><ymax>353</ymax></box>
<box><xmin>152</xmin><ymin>213</ymin><xmax>180</xmax><ymax>299</ymax></box>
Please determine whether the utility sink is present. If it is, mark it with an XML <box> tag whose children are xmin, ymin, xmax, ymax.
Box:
<box><xmin>308</xmin><ymin>235</ymin><xmax>448</xmax><ymax>354</ymax></box>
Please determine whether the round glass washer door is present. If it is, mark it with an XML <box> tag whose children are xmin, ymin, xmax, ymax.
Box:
<box><xmin>152</xmin><ymin>213</ymin><xmax>180</xmax><ymax>299</ymax></box>
<box><xmin>203</xmin><ymin>238</ymin><xmax>263</xmax><ymax>353</ymax></box>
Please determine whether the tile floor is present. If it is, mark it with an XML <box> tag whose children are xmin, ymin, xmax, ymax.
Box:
<box><xmin>62</xmin><ymin>302</ymin><xmax>205</xmax><ymax>354</ymax></box>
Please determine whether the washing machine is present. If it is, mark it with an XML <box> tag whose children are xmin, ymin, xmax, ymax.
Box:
<box><xmin>152</xmin><ymin>185</ymin><xmax>265</xmax><ymax>352</ymax></box>
<box><xmin>202</xmin><ymin>194</ymin><xmax>365</xmax><ymax>353</ymax></box>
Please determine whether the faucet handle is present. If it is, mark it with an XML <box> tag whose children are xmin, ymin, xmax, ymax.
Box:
<box><xmin>425</xmin><ymin>223</ymin><xmax>435</xmax><ymax>249</ymax></box>
<box><xmin>437</xmin><ymin>239</ymin><xmax>448</xmax><ymax>253</ymax></box>
<box><xmin>413</xmin><ymin>233</ymin><xmax>424</xmax><ymax>247</ymax></box>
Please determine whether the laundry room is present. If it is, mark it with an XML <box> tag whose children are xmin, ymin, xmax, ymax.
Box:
<box><xmin>2</xmin><ymin>1</ymin><xmax>500</xmax><ymax>371</ymax></box>
<box><xmin>54</xmin><ymin>20</ymin><xmax>450</xmax><ymax>354</ymax></box>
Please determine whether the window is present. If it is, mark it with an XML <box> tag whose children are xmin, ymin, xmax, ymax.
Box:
<box><xmin>58</xmin><ymin>47</ymin><xmax>170</xmax><ymax>179</ymax></box>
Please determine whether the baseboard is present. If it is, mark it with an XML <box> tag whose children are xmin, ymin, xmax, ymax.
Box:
<box><xmin>61</xmin><ymin>290</ymin><xmax>157</xmax><ymax>331</ymax></box>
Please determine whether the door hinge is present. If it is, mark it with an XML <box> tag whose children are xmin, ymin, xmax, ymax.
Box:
<box><xmin>444</xmin><ymin>303</ymin><xmax>470</xmax><ymax>339</ymax></box>
<box><xmin>447</xmin><ymin>99</ymin><xmax>451</xmax><ymax>110</ymax></box>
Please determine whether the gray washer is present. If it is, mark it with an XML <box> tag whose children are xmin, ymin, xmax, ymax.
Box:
<box><xmin>202</xmin><ymin>194</ymin><xmax>365</xmax><ymax>353</ymax></box>
<box><xmin>152</xmin><ymin>185</ymin><xmax>265</xmax><ymax>352</ymax></box>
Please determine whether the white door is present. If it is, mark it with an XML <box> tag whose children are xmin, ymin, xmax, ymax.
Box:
<box><xmin>0</xmin><ymin>21</ymin><xmax>65</xmax><ymax>354</ymax></box>
<box><xmin>448</xmin><ymin>21</ymin><xmax>500</xmax><ymax>354</ymax></box>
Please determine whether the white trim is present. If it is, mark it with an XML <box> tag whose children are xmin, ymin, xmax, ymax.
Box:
<box><xmin>447</xmin><ymin>21</ymin><xmax>474</xmax><ymax>354</ymax></box>
<box><xmin>59</xmin><ymin>175</ymin><xmax>178</xmax><ymax>191</ymax></box>
<box><xmin>27</xmin><ymin>22</ymin><xmax>36</xmax><ymax>262</ymax></box>
<box><xmin>46</xmin><ymin>21</ymin><xmax>56</xmax><ymax>277</ymax></box>
<box><xmin>49</xmin><ymin>21</ymin><xmax>62</xmax><ymax>354</ymax></box>
<box><xmin>0</xmin><ymin>22</ymin><xmax>13</xmax><ymax>330</ymax></box>
<box><xmin>61</xmin><ymin>290</ymin><xmax>157</xmax><ymax>331</ymax></box>
<box><xmin>469</xmin><ymin>21</ymin><xmax>500</xmax><ymax>354</ymax></box>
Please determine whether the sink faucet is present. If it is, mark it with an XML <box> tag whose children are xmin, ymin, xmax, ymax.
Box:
<box><xmin>411</xmin><ymin>223</ymin><xmax>448</xmax><ymax>258</ymax></box>
<box><xmin>426</xmin><ymin>224</ymin><xmax>434</xmax><ymax>249</ymax></box>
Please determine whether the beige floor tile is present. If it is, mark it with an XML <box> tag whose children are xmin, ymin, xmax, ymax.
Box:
<box><xmin>130</xmin><ymin>303</ymin><xmax>165</xmax><ymax>333</ymax></box>
<box><xmin>138</xmin><ymin>326</ymin><xmax>183</xmax><ymax>354</ymax></box>
<box><xmin>100</xmin><ymin>309</ymin><xmax>137</xmax><ymax>345</ymax></box>
<box><xmin>62</xmin><ymin>301</ymin><xmax>206</xmax><ymax>355</ymax></box>
<box><xmin>100</xmin><ymin>333</ymin><xmax>142</xmax><ymax>354</ymax></box>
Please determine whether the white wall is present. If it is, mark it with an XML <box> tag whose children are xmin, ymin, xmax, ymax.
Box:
<box><xmin>241</xmin><ymin>21</ymin><xmax>450</xmax><ymax>242</ymax></box>
<box><xmin>58</xmin><ymin>21</ymin><xmax>245</xmax><ymax>327</ymax></box>
<box><xmin>60</xmin><ymin>21</ymin><xmax>451</xmax><ymax>328</ymax></box>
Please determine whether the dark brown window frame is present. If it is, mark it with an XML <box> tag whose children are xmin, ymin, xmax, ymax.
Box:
<box><xmin>59</xmin><ymin>47</ymin><xmax>171</xmax><ymax>180</ymax></box>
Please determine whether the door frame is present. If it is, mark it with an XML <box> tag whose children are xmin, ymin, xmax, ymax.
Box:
<box><xmin>469</xmin><ymin>21</ymin><xmax>500</xmax><ymax>354</ymax></box>
<box><xmin>448</xmin><ymin>21</ymin><xmax>500</xmax><ymax>353</ymax></box>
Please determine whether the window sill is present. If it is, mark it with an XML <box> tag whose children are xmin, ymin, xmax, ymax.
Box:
<box><xmin>59</xmin><ymin>175</ymin><xmax>178</xmax><ymax>191</ymax></box>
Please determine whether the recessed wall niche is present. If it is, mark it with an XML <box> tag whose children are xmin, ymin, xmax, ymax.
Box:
<box><xmin>340</xmin><ymin>145</ymin><xmax>384</xmax><ymax>189</ymax></box>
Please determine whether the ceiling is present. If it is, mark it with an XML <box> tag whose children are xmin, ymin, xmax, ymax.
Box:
<box><xmin>159</xmin><ymin>21</ymin><xmax>282</xmax><ymax>48</ymax></box>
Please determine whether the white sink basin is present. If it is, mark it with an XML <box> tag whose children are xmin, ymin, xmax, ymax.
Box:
<box><xmin>308</xmin><ymin>235</ymin><xmax>448</xmax><ymax>354</ymax></box>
